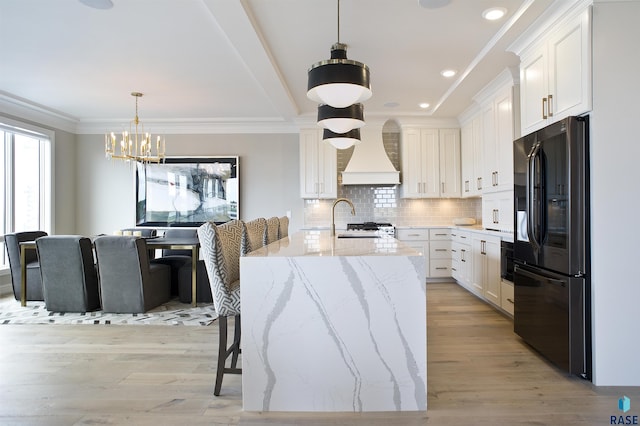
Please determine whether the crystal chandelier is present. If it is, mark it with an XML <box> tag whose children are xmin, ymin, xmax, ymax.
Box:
<box><xmin>105</xmin><ymin>92</ymin><xmax>166</xmax><ymax>163</ymax></box>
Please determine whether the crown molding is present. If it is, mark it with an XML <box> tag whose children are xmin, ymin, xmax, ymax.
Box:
<box><xmin>0</xmin><ymin>92</ymin><xmax>79</xmax><ymax>133</ymax></box>
<box><xmin>76</xmin><ymin>118</ymin><xmax>300</xmax><ymax>135</ymax></box>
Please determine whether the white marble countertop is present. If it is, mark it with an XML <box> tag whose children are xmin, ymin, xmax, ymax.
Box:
<box><xmin>246</xmin><ymin>230</ymin><xmax>421</xmax><ymax>258</ymax></box>
<box><xmin>394</xmin><ymin>224</ymin><xmax>514</xmax><ymax>242</ymax></box>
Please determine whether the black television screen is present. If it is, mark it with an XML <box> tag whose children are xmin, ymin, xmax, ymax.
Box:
<box><xmin>136</xmin><ymin>156</ymin><xmax>239</xmax><ymax>227</ymax></box>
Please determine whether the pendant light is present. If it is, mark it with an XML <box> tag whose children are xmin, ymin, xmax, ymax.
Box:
<box><xmin>317</xmin><ymin>103</ymin><xmax>365</xmax><ymax>134</ymax></box>
<box><xmin>322</xmin><ymin>128</ymin><xmax>361</xmax><ymax>150</ymax></box>
<box><xmin>307</xmin><ymin>0</ymin><xmax>372</xmax><ymax>108</ymax></box>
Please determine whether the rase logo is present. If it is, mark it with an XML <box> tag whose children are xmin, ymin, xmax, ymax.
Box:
<box><xmin>611</xmin><ymin>396</ymin><xmax>638</xmax><ymax>425</ymax></box>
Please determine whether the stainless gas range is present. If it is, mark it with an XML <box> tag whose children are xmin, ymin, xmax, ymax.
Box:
<box><xmin>346</xmin><ymin>222</ymin><xmax>396</xmax><ymax>237</ymax></box>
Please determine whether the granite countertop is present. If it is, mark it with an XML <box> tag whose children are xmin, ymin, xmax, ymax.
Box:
<box><xmin>245</xmin><ymin>230</ymin><xmax>422</xmax><ymax>258</ymax></box>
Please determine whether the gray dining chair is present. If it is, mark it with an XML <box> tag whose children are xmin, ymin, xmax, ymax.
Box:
<box><xmin>121</xmin><ymin>227</ymin><xmax>157</xmax><ymax>259</ymax></box>
<box><xmin>197</xmin><ymin>219</ymin><xmax>247</xmax><ymax>396</ymax></box>
<box><xmin>94</xmin><ymin>236</ymin><xmax>171</xmax><ymax>313</ymax></box>
<box><xmin>265</xmin><ymin>216</ymin><xmax>280</xmax><ymax>245</ymax></box>
<box><xmin>152</xmin><ymin>228</ymin><xmax>212</xmax><ymax>303</ymax></box>
<box><xmin>36</xmin><ymin>235</ymin><xmax>100</xmax><ymax>312</ymax></box>
<box><xmin>4</xmin><ymin>231</ymin><xmax>47</xmax><ymax>301</ymax></box>
<box><xmin>244</xmin><ymin>218</ymin><xmax>267</xmax><ymax>253</ymax></box>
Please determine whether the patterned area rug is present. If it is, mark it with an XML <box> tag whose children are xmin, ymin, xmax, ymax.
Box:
<box><xmin>0</xmin><ymin>297</ymin><xmax>218</xmax><ymax>326</ymax></box>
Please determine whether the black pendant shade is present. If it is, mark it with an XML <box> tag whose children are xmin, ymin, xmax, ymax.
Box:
<box><xmin>307</xmin><ymin>43</ymin><xmax>372</xmax><ymax>108</ymax></box>
<box><xmin>317</xmin><ymin>103</ymin><xmax>365</xmax><ymax>134</ymax></box>
<box><xmin>322</xmin><ymin>128</ymin><xmax>361</xmax><ymax>150</ymax></box>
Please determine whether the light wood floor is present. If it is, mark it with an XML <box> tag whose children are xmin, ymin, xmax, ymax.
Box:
<box><xmin>0</xmin><ymin>283</ymin><xmax>637</xmax><ymax>425</ymax></box>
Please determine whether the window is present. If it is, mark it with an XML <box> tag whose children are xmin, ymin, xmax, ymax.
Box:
<box><xmin>0</xmin><ymin>119</ymin><xmax>53</xmax><ymax>269</ymax></box>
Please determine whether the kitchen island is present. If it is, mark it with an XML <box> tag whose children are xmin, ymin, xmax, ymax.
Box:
<box><xmin>239</xmin><ymin>230</ymin><xmax>426</xmax><ymax>412</ymax></box>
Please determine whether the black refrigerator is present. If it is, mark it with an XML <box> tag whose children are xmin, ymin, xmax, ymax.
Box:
<box><xmin>513</xmin><ymin>116</ymin><xmax>591</xmax><ymax>380</ymax></box>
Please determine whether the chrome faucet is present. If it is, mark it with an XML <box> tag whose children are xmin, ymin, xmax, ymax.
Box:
<box><xmin>331</xmin><ymin>198</ymin><xmax>356</xmax><ymax>236</ymax></box>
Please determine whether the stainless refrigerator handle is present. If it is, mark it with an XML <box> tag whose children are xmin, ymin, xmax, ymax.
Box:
<box><xmin>526</xmin><ymin>142</ymin><xmax>542</xmax><ymax>252</ymax></box>
<box><xmin>514</xmin><ymin>265</ymin><xmax>567</xmax><ymax>287</ymax></box>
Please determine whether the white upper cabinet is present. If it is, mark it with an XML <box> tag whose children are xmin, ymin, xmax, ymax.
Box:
<box><xmin>401</xmin><ymin>128</ymin><xmax>440</xmax><ymax>198</ymax></box>
<box><xmin>460</xmin><ymin>110</ymin><xmax>484</xmax><ymax>198</ymax></box>
<box><xmin>481</xmin><ymin>190</ymin><xmax>514</xmax><ymax>233</ymax></box>
<box><xmin>483</xmin><ymin>84</ymin><xmax>515</xmax><ymax>193</ymax></box>
<box><xmin>517</xmin><ymin>5</ymin><xmax>591</xmax><ymax>135</ymax></box>
<box><xmin>401</xmin><ymin>128</ymin><xmax>460</xmax><ymax>198</ymax></box>
<box><xmin>474</xmin><ymin>70</ymin><xmax>516</xmax><ymax>194</ymax></box>
<box><xmin>299</xmin><ymin>128</ymin><xmax>337</xmax><ymax>199</ymax></box>
<box><xmin>439</xmin><ymin>129</ymin><xmax>462</xmax><ymax>198</ymax></box>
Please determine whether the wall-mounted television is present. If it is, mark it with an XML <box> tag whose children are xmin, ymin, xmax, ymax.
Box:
<box><xmin>136</xmin><ymin>156</ymin><xmax>239</xmax><ymax>227</ymax></box>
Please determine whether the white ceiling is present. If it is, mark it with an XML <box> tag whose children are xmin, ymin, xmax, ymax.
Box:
<box><xmin>0</xmin><ymin>0</ymin><xmax>555</xmax><ymax>134</ymax></box>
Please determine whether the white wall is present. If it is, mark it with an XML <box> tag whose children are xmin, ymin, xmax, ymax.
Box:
<box><xmin>590</xmin><ymin>0</ymin><xmax>640</xmax><ymax>386</ymax></box>
<box><xmin>75</xmin><ymin>133</ymin><xmax>303</xmax><ymax>236</ymax></box>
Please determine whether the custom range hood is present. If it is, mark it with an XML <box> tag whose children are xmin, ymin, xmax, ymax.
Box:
<box><xmin>341</xmin><ymin>124</ymin><xmax>400</xmax><ymax>185</ymax></box>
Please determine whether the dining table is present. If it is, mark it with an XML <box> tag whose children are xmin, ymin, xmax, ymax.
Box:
<box><xmin>19</xmin><ymin>235</ymin><xmax>201</xmax><ymax>308</ymax></box>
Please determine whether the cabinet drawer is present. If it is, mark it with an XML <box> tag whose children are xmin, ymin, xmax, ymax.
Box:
<box><xmin>501</xmin><ymin>280</ymin><xmax>514</xmax><ymax>316</ymax></box>
<box><xmin>396</xmin><ymin>228</ymin><xmax>429</xmax><ymax>241</ymax></box>
<box><xmin>430</xmin><ymin>240</ymin><xmax>451</xmax><ymax>258</ymax></box>
<box><xmin>430</xmin><ymin>259</ymin><xmax>451</xmax><ymax>277</ymax></box>
<box><xmin>429</xmin><ymin>228</ymin><xmax>451</xmax><ymax>240</ymax></box>
<box><xmin>451</xmin><ymin>230</ymin><xmax>471</xmax><ymax>244</ymax></box>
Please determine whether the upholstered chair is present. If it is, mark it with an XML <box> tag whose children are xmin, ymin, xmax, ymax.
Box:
<box><xmin>152</xmin><ymin>228</ymin><xmax>212</xmax><ymax>303</ymax></box>
<box><xmin>4</xmin><ymin>231</ymin><xmax>47</xmax><ymax>301</ymax></box>
<box><xmin>265</xmin><ymin>216</ymin><xmax>280</xmax><ymax>245</ymax></box>
<box><xmin>121</xmin><ymin>227</ymin><xmax>157</xmax><ymax>259</ymax></box>
<box><xmin>244</xmin><ymin>218</ymin><xmax>267</xmax><ymax>253</ymax></box>
<box><xmin>278</xmin><ymin>216</ymin><xmax>289</xmax><ymax>239</ymax></box>
<box><xmin>36</xmin><ymin>235</ymin><xmax>100</xmax><ymax>312</ymax></box>
<box><xmin>94</xmin><ymin>236</ymin><xmax>171</xmax><ymax>313</ymax></box>
<box><xmin>197</xmin><ymin>219</ymin><xmax>247</xmax><ymax>396</ymax></box>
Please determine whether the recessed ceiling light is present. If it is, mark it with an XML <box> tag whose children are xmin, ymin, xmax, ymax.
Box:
<box><xmin>482</xmin><ymin>7</ymin><xmax>507</xmax><ymax>21</ymax></box>
<box><xmin>441</xmin><ymin>69</ymin><xmax>457</xmax><ymax>78</ymax></box>
<box><xmin>419</xmin><ymin>103</ymin><xmax>430</xmax><ymax>109</ymax></box>
<box><xmin>384</xmin><ymin>101</ymin><xmax>400</xmax><ymax>108</ymax></box>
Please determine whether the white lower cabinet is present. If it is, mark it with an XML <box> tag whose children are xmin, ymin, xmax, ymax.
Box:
<box><xmin>500</xmin><ymin>279</ymin><xmax>515</xmax><ymax>316</ymax></box>
<box><xmin>396</xmin><ymin>227</ymin><xmax>452</xmax><ymax>279</ymax></box>
<box><xmin>429</xmin><ymin>228</ymin><xmax>452</xmax><ymax>278</ymax></box>
<box><xmin>451</xmin><ymin>229</ymin><xmax>472</xmax><ymax>289</ymax></box>
<box><xmin>471</xmin><ymin>234</ymin><xmax>501</xmax><ymax>306</ymax></box>
<box><xmin>395</xmin><ymin>228</ymin><xmax>429</xmax><ymax>279</ymax></box>
<box><xmin>398</xmin><ymin>227</ymin><xmax>512</xmax><ymax>316</ymax></box>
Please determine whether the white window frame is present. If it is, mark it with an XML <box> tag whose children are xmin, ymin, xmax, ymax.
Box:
<box><xmin>0</xmin><ymin>116</ymin><xmax>54</xmax><ymax>273</ymax></box>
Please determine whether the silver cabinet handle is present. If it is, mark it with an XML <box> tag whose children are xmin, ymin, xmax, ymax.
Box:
<box><xmin>441</xmin><ymin>182</ymin><xmax>445</xmax><ymax>193</ymax></box>
<box><xmin>477</xmin><ymin>177</ymin><xmax>482</xmax><ymax>190</ymax></box>
<box><xmin>435</xmin><ymin>248</ymin><xmax>447</xmax><ymax>252</ymax></box>
<box><xmin>548</xmin><ymin>94</ymin><xmax>553</xmax><ymax>117</ymax></box>
<box><xmin>542</xmin><ymin>97</ymin><xmax>548</xmax><ymax>119</ymax></box>
<box><xmin>506</xmin><ymin>298</ymin><xmax>514</xmax><ymax>304</ymax></box>
<box><xmin>435</xmin><ymin>267</ymin><xmax>448</xmax><ymax>270</ymax></box>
